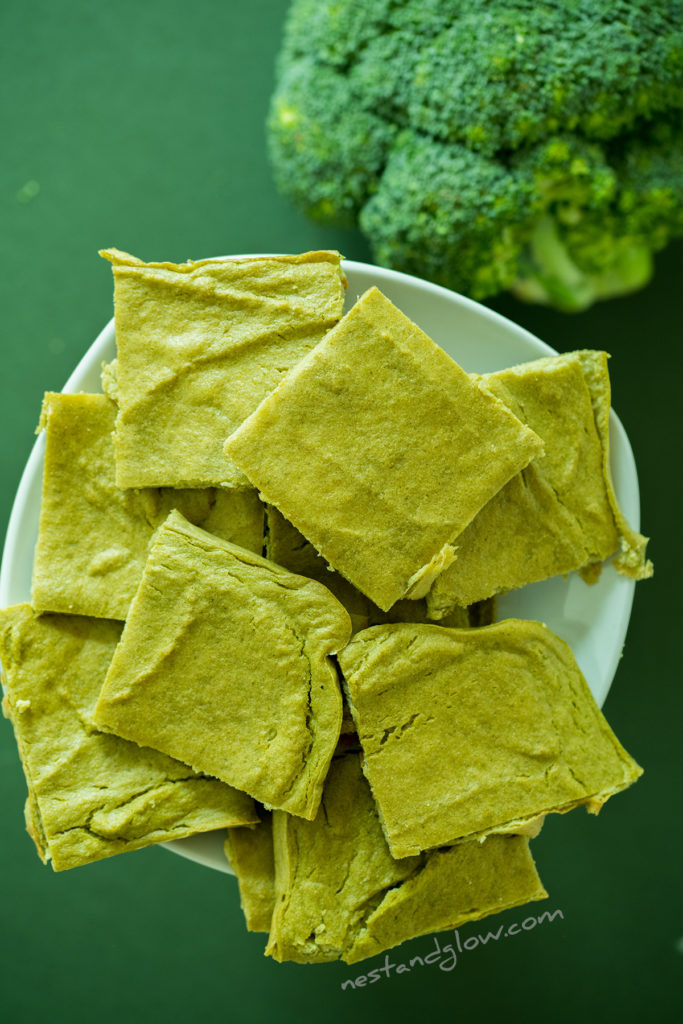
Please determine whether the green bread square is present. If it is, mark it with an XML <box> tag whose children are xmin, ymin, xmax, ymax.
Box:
<box><xmin>338</xmin><ymin>620</ymin><xmax>643</xmax><ymax>858</ymax></box>
<box><xmin>101</xmin><ymin>248</ymin><xmax>346</xmax><ymax>488</ymax></box>
<box><xmin>0</xmin><ymin>604</ymin><xmax>257</xmax><ymax>871</ymax></box>
<box><xmin>267</xmin><ymin>753</ymin><xmax>547</xmax><ymax>964</ymax></box>
<box><xmin>426</xmin><ymin>350</ymin><xmax>651</xmax><ymax>615</ymax></box>
<box><xmin>226</xmin><ymin>287</ymin><xmax>543</xmax><ymax>611</ymax></box>
<box><xmin>94</xmin><ymin>511</ymin><xmax>352</xmax><ymax>820</ymax></box>
<box><xmin>32</xmin><ymin>391</ymin><xmax>265</xmax><ymax>621</ymax></box>
<box><xmin>225</xmin><ymin>813</ymin><xmax>276</xmax><ymax>933</ymax></box>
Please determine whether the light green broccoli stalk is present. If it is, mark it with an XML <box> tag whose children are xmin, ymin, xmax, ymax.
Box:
<box><xmin>268</xmin><ymin>0</ymin><xmax>683</xmax><ymax>311</ymax></box>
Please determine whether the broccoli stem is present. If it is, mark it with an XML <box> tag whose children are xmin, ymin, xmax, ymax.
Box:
<box><xmin>512</xmin><ymin>216</ymin><xmax>654</xmax><ymax>312</ymax></box>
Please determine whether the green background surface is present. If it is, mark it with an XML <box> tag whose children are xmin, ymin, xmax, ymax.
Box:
<box><xmin>1</xmin><ymin>2</ymin><xmax>681</xmax><ymax>1022</ymax></box>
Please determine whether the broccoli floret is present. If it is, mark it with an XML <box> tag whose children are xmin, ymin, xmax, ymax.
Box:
<box><xmin>277</xmin><ymin>0</ymin><xmax>392</xmax><ymax>70</ymax></box>
<box><xmin>268</xmin><ymin>0</ymin><xmax>683</xmax><ymax>310</ymax></box>
<box><xmin>512</xmin><ymin>122</ymin><xmax>683</xmax><ymax>309</ymax></box>
<box><xmin>359</xmin><ymin>131</ymin><xmax>537</xmax><ymax>299</ymax></box>
<box><xmin>351</xmin><ymin>1</ymin><xmax>683</xmax><ymax>155</ymax></box>
<box><xmin>268</xmin><ymin>59</ymin><xmax>397</xmax><ymax>225</ymax></box>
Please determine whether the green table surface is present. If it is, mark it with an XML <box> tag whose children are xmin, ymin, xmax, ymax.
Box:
<box><xmin>1</xmin><ymin>2</ymin><xmax>681</xmax><ymax>1022</ymax></box>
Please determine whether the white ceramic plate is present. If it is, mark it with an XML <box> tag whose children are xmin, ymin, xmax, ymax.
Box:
<box><xmin>0</xmin><ymin>259</ymin><xmax>640</xmax><ymax>875</ymax></box>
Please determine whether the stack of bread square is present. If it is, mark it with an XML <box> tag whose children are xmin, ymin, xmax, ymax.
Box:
<box><xmin>0</xmin><ymin>249</ymin><xmax>650</xmax><ymax>965</ymax></box>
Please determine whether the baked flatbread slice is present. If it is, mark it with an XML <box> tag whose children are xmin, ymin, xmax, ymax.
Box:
<box><xmin>339</xmin><ymin>621</ymin><xmax>643</xmax><ymax>858</ymax></box>
<box><xmin>267</xmin><ymin>753</ymin><xmax>547</xmax><ymax>964</ymax></box>
<box><xmin>0</xmin><ymin>604</ymin><xmax>257</xmax><ymax>871</ymax></box>
<box><xmin>225</xmin><ymin>813</ymin><xmax>276</xmax><ymax>933</ymax></box>
<box><xmin>101</xmin><ymin>248</ymin><xmax>346</xmax><ymax>488</ymax></box>
<box><xmin>32</xmin><ymin>392</ymin><xmax>264</xmax><ymax>620</ymax></box>
<box><xmin>427</xmin><ymin>350</ymin><xmax>652</xmax><ymax>615</ymax></box>
<box><xmin>95</xmin><ymin>511</ymin><xmax>351</xmax><ymax>820</ymax></box>
<box><xmin>227</xmin><ymin>287</ymin><xmax>543</xmax><ymax>610</ymax></box>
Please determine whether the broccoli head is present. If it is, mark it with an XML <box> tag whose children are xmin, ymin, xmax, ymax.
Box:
<box><xmin>268</xmin><ymin>0</ymin><xmax>683</xmax><ymax>311</ymax></box>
